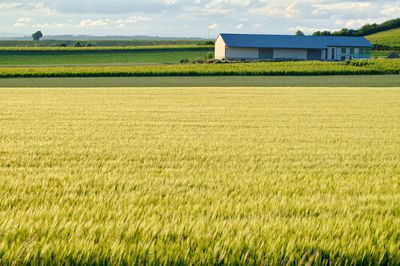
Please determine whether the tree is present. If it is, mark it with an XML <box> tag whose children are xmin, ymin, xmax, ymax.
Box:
<box><xmin>312</xmin><ymin>30</ymin><xmax>331</xmax><ymax>36</ymax></box>
<box><xmin>295</xmin><ymin>30</ymin><xmax>305</xmax><ymax>36</ymax></box>
<box><xmin>32</xmin><ymin>31</ymin><xmax>43</xmax><ymax>41</ymax></box>
<box><xmin>312</xmin><ymin>18</ymin><xmax>400</xmax><ymax>37</ymax></box>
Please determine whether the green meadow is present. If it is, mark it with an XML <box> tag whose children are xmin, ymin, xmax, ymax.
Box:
<box><xmin>0</xmin><ymin>47</ymin><xmax>212</xmax><ymax>65</ymax></box>
<box><xmin>1</xmin><ymin>87</ymin><xmax>399</xmax><ymax>264</ymax></box>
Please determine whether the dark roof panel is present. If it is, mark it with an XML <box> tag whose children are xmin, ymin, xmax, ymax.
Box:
<box><xmin>219</xmin><ymin>34</ymin><xmax>373</xmax><ymax>49</ymax></box>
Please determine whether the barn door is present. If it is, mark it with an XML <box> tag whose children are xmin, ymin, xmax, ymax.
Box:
<box><xmin>307</xmin><ymin>49</ymin><xmax>322</xmax><ymax>60</ymax></box>
<box><xmin>259</xmin><ymin>48</ymin><xmax>273</xmax><ymax>59</ymax></box>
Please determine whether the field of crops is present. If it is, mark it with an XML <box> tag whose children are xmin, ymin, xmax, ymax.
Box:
<box><xmin>0</xmin><ymin>59</ymin><xmax>399</xmax><ymax>77</ymax></box>
<box><xmin>0</xmin><ymin>46</ymin><xmax>213</xmax><ymax>65</ymax></box>
<box><xmin>0</xmin><ymin>39</ymin><xmax>207</xmax><ymax>47</ymax></box>
<box><xmin>366</xmin><ymin>28</ymin><xmax>400</xmax><ymax>49</ymax></box>
<box><xmin>1</xmin><ymin>87</ymin><xmax>399</xmax><ymax>264</ymax></box>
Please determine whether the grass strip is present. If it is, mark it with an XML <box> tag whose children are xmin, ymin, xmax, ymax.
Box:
<box><xmin>1</xmin><ymin>75</ymin><xmax>400</xmax><ymax>87</ymax></box>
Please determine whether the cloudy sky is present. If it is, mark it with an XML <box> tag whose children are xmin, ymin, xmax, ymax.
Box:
<box><xmin>0</xmin><ymin>0</ymin><xmax>399</xmax><ymax>37</ymax></box>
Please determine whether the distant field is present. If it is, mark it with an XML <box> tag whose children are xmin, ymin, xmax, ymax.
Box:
<box><xmin>0</xmin><ymin>59</ymin><xmax>399</xmax><ymax>77</ymax></box>
<box><xmin>0</xmin><ymin>45</ymin><xmax>212</xmax><ymax>52</ymax></box>
<box><xmin>1</xmin><ymin>75</ymin><xmax>400</xmax><ymax>87</ymax></box>
<box><xmin>0</xmin><ymin>46</ymin><xmax>213</xmax><ymax>65</ymax></box>
<box><xmin>0</xmin><ymin>39</ymin><xmax>208</xmax><ymax>47</ymax></box>
<box><xmin>1</xmin><ymin>87</ymin><xmax>399</xmax><ymax>264</ymax></box>
<box><xmin>366</xmin><ymin>28</ymin><xmax>400</xmax><ymax>49</ymax></box>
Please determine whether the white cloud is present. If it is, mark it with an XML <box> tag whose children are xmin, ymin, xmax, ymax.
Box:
<box><xmin>208</xmin><ymin>23</ymin><xmax>219</xmax><ymax>29</ymax></box>
<box><xmin>335</xmin><ymin>18</ymin><xmax>387</xmax><ymax>29</ymax></box>
<box><xmin>249</xmin><ymin>0</ymin><xmax>397</xmax><ymax>21</ymax></box>
<box><xmin>79</xmin><ymin>19</ymin><xmax>108</xmax><ymax>27</ymax></box>
<box><xmin>78</xmin><ymin>17</ymin><xmax>150</xmax><ymax>28</ymax></box>
<box><xmin>33</xmin><ymin>23</ymin><xmax>50</xmax><ymax>29</ymax></box>
<box><xmin>2</xmin><ymin>0</ymin><xmax>399</xmax><ymax>37</ymax></box>
<box><xmin>199</xmin><ymin>6</ymin><xmax>231</xmax><ymax>15</ymax></box>
<box><xmin>30</xmin><ymin>2</ymin><xmax>56</xmax><ymax>15</ymax></box>
<box><xmin>115</xmin><ymin>16</ymin><xmax>150</xmax><ymax>24</ymax></box>
<box><xmin>31</xmin><ymin>22</ymin><xmax>69</xmax><ymax>29</ymax></box>
<box><xmin>17</xmin><ymin>17</ymin><xmax>32</xmax><ymax>23</ymax></box>
<box><xmin>250</xmin><ymin>1</ymin><xmax>324</xmax><ymax>19</ymax></box>
<box><xmin>52</xmin><ymin>0</ymin><xmax>186</xmax><ymax>14</ymax></box>
<box><xmin>0</xmin><ymin>2</ymin><xmax>21</xmax><ymax>9</ymax></box>
<box><xmin>380</xmin><ymin>4</ymin><xmax>400</xmax><ymax>16</ymax></box>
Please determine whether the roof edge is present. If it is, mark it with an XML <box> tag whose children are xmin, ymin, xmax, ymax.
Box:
<box><xmin>219</xmin><ymin>33</ymin><xmax>373</xmax><ymax>48</ymax></box>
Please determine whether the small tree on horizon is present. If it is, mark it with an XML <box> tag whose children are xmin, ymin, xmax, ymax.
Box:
<box><xmin>32</xmin><ymin>31</ymin><xmax>43</xmax><ymax>41</ymax></box>
<box><xmin>295</xmin><ymin>30</ymin><xmax>305</xmax><ymax>36</ymax></box>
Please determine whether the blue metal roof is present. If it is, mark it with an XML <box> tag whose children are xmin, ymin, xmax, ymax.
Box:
<box><xmin>219</xmin><ymin>34</ymin><xmax>373</xmax><ymax>49</ymax></box>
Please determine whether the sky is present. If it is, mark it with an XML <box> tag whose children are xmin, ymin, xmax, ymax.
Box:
<box><xmin>0</xmin><ymin>0</ymin><xmax>399</xmax><ymax>38</ymax></box>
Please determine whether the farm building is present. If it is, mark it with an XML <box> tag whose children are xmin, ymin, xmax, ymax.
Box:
<box><xmin>215</xmin><ymin>34</ymin><xmax>373</xmax><ymax>61</ymax></box>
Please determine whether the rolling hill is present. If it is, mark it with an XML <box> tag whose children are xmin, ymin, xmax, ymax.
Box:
<box><xmin>366</xmin><ymin>28</ymin><xmax>400</xmax><ymax>48</ymax></box>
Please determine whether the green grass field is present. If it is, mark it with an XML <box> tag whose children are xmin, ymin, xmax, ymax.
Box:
<box><xmin>366</xmin><ymin>28</ymin><xmax>400</xmax><ymax>48</ymax></box>
<box><xmin>0</xmin><ymin>75</ymin><xmax>400</xmax><ymax>87</ymax></box>
<box><xmin>0</xmin><ymin>47</ymin><xmax>212</xmax><ymax>65</ymax></box>
<box><xmin>0</xmin><ymin>87</ymin><xmax>399</xmax><ymax>264</ymax></box>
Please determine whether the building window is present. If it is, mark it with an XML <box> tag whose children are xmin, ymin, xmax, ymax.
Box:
<box><xmin>341</xmin><ymin>48</ymin><xmax>346</xmax><ymax>54</ymax></box>
<box><xmin>350</xmin><ymin>48</ymin><xmax>354</xmax><ymax>54</ymax></box>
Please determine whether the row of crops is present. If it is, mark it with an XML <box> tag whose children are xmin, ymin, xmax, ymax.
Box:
<box><xmin>0</xmin><ymin>45</ymin><xmax>212</xmax><ymax>53</ymax></box>
<box><xmin>0</xmin><ymin>60</ymin><xmax>399</xmax><ymax>78</ymax></box>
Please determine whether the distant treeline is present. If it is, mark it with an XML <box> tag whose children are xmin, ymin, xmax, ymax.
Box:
<box><xmin>313</xmin><ymin>18</ymin><xmax>400</xmax><ymax>37</ymax></box>
<box><xmin>0</xmin><ymin>39</ymin><xmax>215</xmax><ymax>48</ymax></box>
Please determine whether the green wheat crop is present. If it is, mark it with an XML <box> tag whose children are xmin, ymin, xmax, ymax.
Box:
<box><xmin>0</xmin><ymin>87</ymin><xmax>399</xmax><ymax>265</ymax></box>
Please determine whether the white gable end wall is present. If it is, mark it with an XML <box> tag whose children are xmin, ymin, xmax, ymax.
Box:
<box><xmin>215</xmin><ymin>36</ymin><xmax>226</xmax><ymax>60</ymax></box>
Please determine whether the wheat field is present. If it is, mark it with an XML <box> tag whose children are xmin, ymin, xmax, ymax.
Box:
<box><xmin>0</xmin><ymin>87</ymin><xmax>399</xmax><ymax>264</ymax></box>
